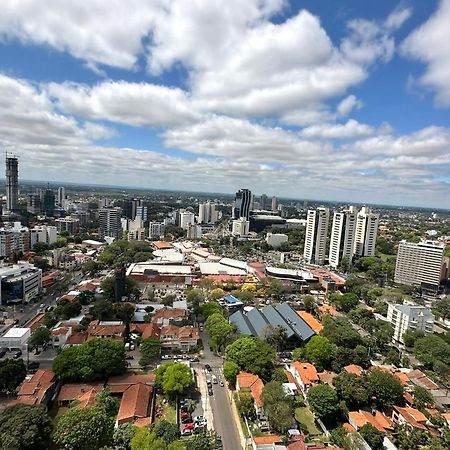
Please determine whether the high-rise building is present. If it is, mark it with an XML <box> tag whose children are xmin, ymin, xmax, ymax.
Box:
<box><xmin>55</xmin><ymin>217</ymin><xmax>80</xmax><ymax>235</ymax></box>
<box><xmin>99</xmin><ymin>207</ymin><xmax>122</xmax><ymax>240</ymax></box>
<box><xmin>232</xmin><ymin>217</ymin><xmax>250</xmax><ymax>236</ymax></box>
<box><xmin>329</xmin><ymin>206</ymin><xmax>357</xmax><ymax>268</ymax></box>
<box><xmin>394</xmin><ymin>241</ymin><xmax>445</xmax><ymax>294</ymax></box>
<box><xmin>387</xmin><ymin>303</ymin><xmax>434</xmax><ymax>344</ymax></box>
<box><xmin>233</xmin><ymin>189</ymin><xmax>252</xmax><ymax>219</ymax></box>
<box><xmin>149</xmin><ymin>222</ymin><xmax>165</xmax><ymax>239</ymax></box>
<box><xmin>114</xmin><ymin>267</ymin><xmax>126</xmax><ymax>302</ymax></box>
<box><xmin>198</xmin><ymin>202</ymin><xmax>218</xmax><ymax>224</ymax></box>
<box><xmin>42</xmin><ymin>189</ymin><xmax>56</xmax><ymax>217</ymax></box>
<box><xmin>187</xmin><ymin>224</ymin><xmax>202</xmax><ymax>239</ymax></box>
<box><xmin>57</xmin><ymin>187</ymin><xmax>66</xmax><ymax>207</ymax></box>
<box><xmin>0</xmin><ymin>222</ymin><xmax>30</xmax><ymax>259</ymax></box>
<box><xmin>5</xmin><ymin>156</ymin><xmax>19</xmax><ymax>213</ymax></box>
<box><xmin>136</xmin><ymin>205</ymin><xmax>148</xmax><ymax>222</ymax></box>
<box><xmin>30</xmin><ymin>225</ymin><xmax>58</xmax><ymax>248</ymax></box>
<box><xmin>354</xmin><ymin>206</ymin><xmax>379</xmax><ymax>257</ymax></box>
<box><xmin>303</xmin><ymin>207</ymin><xmax>330</xmax><ymax>265</ymax></box>
<box><xmin>271</xmin><ymin>196</ymin><xmax>278</xmax><ymax>212</ymax></box>
<box><xmin>179</xmin><ymin>210</ymin><xmax>195</xmax><ymax>229</ymax></box>
<box><xmin>260</xmin><ymin>194</ymin><xmax>269</xmax><ymax>210</ymax></box>
<box><xmin>27</xmin><ymin>193</ymin><xmax>42</xmax><ymax>214</ymax></box>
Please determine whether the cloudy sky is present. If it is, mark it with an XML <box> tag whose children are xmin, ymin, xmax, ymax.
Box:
<box><xmin>0</xmin><ymin>0</ymin><xmax>449</xmax><ymax>208</ymax></box>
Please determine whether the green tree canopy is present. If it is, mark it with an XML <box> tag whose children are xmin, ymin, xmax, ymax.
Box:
<box><xmin>156</xmin><ymin>363</ymin><xmax>193</xmax><ymax>399</ymax></box>
<box><xmin>28</xmin><ymin>326</ymin><xmax>51</xmax><ymax>349</ymax></box>
<box><xmin>307</xmin><ymin>384</ymin><xmax>339</xmax><ymax>422</ymax></box>
<box><xmin>54</xmin><ymin>297</ymin><xmax>82</xmax><ymax>320</ymax></box>
<box><xmin>225</xmin><ymin>336</ymin><xmax>276</xmax><ymax>380</ymax></box>
<box><xmin>151</xmin><ymin>420</ymin><xmax>180</xmax><ymax>444</ymax></box>
<box><xmin>359</xmin><ymin>423</ymin><xmax>384</xmax><ymax>450</ymax></box>
<box><xmin>413</xmin><ymin>386</ymin><xmax>434</xmax><ymax>408</ymax></box>
<box><xmin>368</xmin><ymin>369</ymin><xmax>404</xmax><ymax>410</ymax></box>
<box><xmin>54</xmin><ymin>406</ymin><xmax>114</xmax><ymax>450</ymax></box>
<box><xmin>112</xmin><ymin>423</ymin><xmax>136</xmax><ymax>450</ymax></box>
<box><xmin>0</xmin><ymin>358</ymin><xmax>27</xmax><ymax>392</ymax></box>
<box><xmin>414</xmin><ymin>335</ymin><xmax>450</xmax><ymax>367</ymax></box>
<box><xmin>304</xmin><ymin>335</ymin><xmax>336</xmax><ymax>371</ymax></box>
<box><xmin>223</xmin><ymin>360</ymin><xmax>240</xmax><ymax>385</ymax></box>
<box><xmin>402</xmin><ymin>329</ymin><xmax>425</xmax><ymax>348</ymax></box>
<box><xmin>201</xmin><ymin>302</ymin><xmax>223</xmax><ymax>319</ymax></box>
<box><xmin>432</xmin><ymin>297</ymin><xmax>450</xmax><ymax>321</ymax></box>
<box><xmin>53</xmin><ymin>338</ymin><xmax>126</xmax><ymax>382</ymax></box>
<box><xmin>261</xmin><ymin>381</ymin><xmax>294</xmax><ymax>432</ymax></box>
<box><xmin>332</xmin><ymin>372</ymin><xmax>369</xmax><ymax>409</ymax></box>
<box><xmin>322</xmin><ymin>315</ymin><xmax>363</xmax><ymax>349</ymax></box>
<box><xmin>330</xmin><ymin>292</ymin><xmax>359</xmax><ymax>313</ymax></box>
<box><xmin>139</xmin><ymin>337</ymin><xmax>162</xmax><ymax>367</ymax></box>
<box><xmin>205</xmin><ymin>313</ymin><xmax>235</xmax><ymax>352</ymax></box>
<box><xmin>0</xmin><ymin>404</ymin><xmax>52</xmax><ymax>450</ymax></box>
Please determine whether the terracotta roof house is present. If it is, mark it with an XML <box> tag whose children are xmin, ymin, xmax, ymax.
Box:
<box><xmin>343</xmin><ymin>364</ymin><xmax>364</xmax><ymax>376</ymax></box>
<box><xmin>288</xmin><ymin>362</ymin><xmax>319</xmax><ymax>393</ymax></box>
<box><xmin>64</xmin><ymin>331</ymin><xmax>88</xmax><ymax>347</ymax></box>
<box><xmin>348</xmin><ymin>410</ymin><xmax>394</xmax><ymax>433</ymax></box>
<box><xmin>318</xmin><ymin>371</ymin><xmax>337</xmax><ymax>386</ymax></box>
<box><xmin>131</xmin><ymin>322</ymin><xmax>161</xmax><ymax>340</ymax></box>
<box><xmin>253</xmin><ymin>435</ymin><xmax>283</xmax><ymax>448</ymax></box>
<box><xmin>236</xmin><ymin>372</ymin><xmax>265</xmax><ymax>413</ymax></box>
<box><xmin>56</xmin><ymin>383</ymin><xmax>103</xmax><ymax>405</ymax></box>
<box><xmin>392</xmin><ymin>406</ymin><xmax>428</xmax><ymax>431</ymax></box>
<box><xmin>152</xmin><ymin>307</ymin><xmax>187</xmax><ymax>326</ymax></box>
<box><xmin>318</xmin><ymin>305</ymin><xmax>337</xmax><ymax>317</ymax></box>
<box><xmin>408</xmin><ymin>370</ymin><xmax>439</xmax><ymax>391</ymax></box>
<box><xmin>12</xmin><ymin>369</ymin><xmax>57</xmax><ymax>406</ymax></box>
<box><xmin>75</xmin><ymin>388</ymin><xmax>98</xmax><ymax>408</ymax></box>
<box><xmin>87</xmin><ymin>320</ymin><xmax>125</xmax><ymax>340</ymax></box>
<box><xmin>107</xmin><ymin>373</ymin><xmax>155</xmax><ymax>394</ymax></box>
<box><xmin>51</xmin><ymin>326</ymin><xmax>72</xmax><ymax>347</ymax></box>
<box><xmin>160</xmin><ymin>324</ymin><xmax>199</xmax><ymax>350</ymax></box>
<box><xmin>116</xmin><ymin>383</ymin><xmax>153</xmax><ymax>426</ymax></box>
<box><xmin>296</xmin><ymin>311</ymin><xmax>323</xmax><ymax>334</ymax></box>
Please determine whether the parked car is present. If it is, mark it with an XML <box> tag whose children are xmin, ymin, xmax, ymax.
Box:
<box><xmin>193</xmin><ymin>416</ymin><xmax>205</xmax><ymax>423</ymax></box>
<box><xmin>208</xmin><ymin>387</ymin><xmax>213</xmax><ymax>396</ymax></box>
<box><xmin>181</xmin><ymin>427</ymin><xmax>193</xmax><ymax>436</ymax></box>
<box><xmin>125</xmin><ymin>355</ymin><xmax>134</xmax><ymax>360</ymax></box>
<box><xmin>161</xmin><ymin>354</ymin><xmax>172</xmax><ymax>360</ymax></box>
<box><xmin>13</xmin><ymin>350</ymin><xmax>22</xmax><ymax>359</ymax></box>
<box><xmin>181</xmin><ymin>415</ymin><xmax>192</xmax><ymax>424</ymax></box>
<box><xmin>204</xmin><ymin>364</ymin><xmax>212</xmax><ymax>372</ymax></box>
<box><xmin>194</xmin><ymin>422</ymin><xmax>206</xmax><ymax>432</ymax></box>
<box><xmin>183</xmin><ymin>423</ymin><xmax>194</xmax><ymax>431</ymax></box>
<box><xmin>219</xmin><ymin>380</ymin><xmax>224</xmax><ymax>387</ymax></box>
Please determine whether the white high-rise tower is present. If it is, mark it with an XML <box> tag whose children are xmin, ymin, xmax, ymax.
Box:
<box><xmin>303</xmin><ymin>207</ymin><xmax>329</xmax><ymax>265</ymax></box>
<box><xmin>354</xmin><ymin>206</ymin><xmax>379</xmax><ymax>257</ymax></box>
<box><xmin>329</xmin><ymin>206</ymin><xmax>357</xmax><ymax>268</ymax></box>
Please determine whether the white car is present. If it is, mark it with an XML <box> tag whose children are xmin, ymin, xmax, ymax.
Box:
<box><xmin>193</xmin><ymin>415</ymin><xmax>206</xmax><ymax>423</ymax></box>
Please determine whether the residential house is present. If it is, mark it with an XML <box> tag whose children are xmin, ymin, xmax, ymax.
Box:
<box><xmin>152</xmin><ymin>307</ymin><xmax>187</xmax><ymax>326</ymax></box>
<box><xmin>160</xmin><ymin>325</ymin><xmax>199</xmax><ymax>350</ymax></box>
<box><xmin>287</xmin><ymin>362</ymin><xmax>319</xmax><ymax>394</ymax></box>
<box><xmin>236</xmin><ymin>371</ymin><xmax>265</xmax><ymax>415</ymax></box>
<box><xmin>87</xmin><ymin>320</ymin><xmax>125</xmax><ymax>340</ymax></box>
<box><xmin>116</xmin><ymin>383</ymin><xmax>153</xmax><ymax>427</ymax></box>
<box><xmin>343</xmin><ymin>364</ymin><xmax>364</xmax><ymax>376</ymax></box>
<box><xmin>12</xmin><ymin>369</ymin><xmax>58</xmax><ymax>406</ymax></box>
<box><xmin>348</xmin><ymin>410</ymin><xmax>394</xmax><ymax>433</ymax></box>
<box><xmin>107</xmin><ymin>373</ymin><xmax>155</xmax><ymax>395</ymax></box>
<box><xmin>64</xmin><ymin>331</ymin><xmax>88</xmax><ymax>347</ymax></box>
<box><xmin>51</xmin><ymin>326</ymin><xmax>72</xmax><ymax>348</ymax></box>
<box><xmin>391</xmin><ymin>406</ymin><xmax>428</xmax><ymax>431</ymax></box>
<box><xmin>56</xmin><ymin>383</ymin><xmax>103</xmax><ymax>406</ymax></box>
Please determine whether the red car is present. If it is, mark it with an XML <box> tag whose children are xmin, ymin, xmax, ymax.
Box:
<box><xmin>183</xmin><ymin>423</ymin><xmax>194</xmax><ymax>431</ymax></box>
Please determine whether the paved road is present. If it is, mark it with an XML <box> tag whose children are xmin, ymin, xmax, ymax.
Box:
<box><xmin>201</xmin><ymin>331</ymin><xmax>242</xmax><ymax>450</ymax></box>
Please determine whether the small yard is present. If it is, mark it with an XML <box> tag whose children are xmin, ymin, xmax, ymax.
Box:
<box><xmin>154</xmin><ymin>395</ymin><xmax>177</xmax><ymax>423</ymax></box>
<box><xmin>295</xmin><ymin>407</ymin><xmax>321</xmax><ymax>435</ymax></box>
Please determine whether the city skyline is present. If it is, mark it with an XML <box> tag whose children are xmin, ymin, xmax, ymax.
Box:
<box><xmin>0</xmin><ymin>1</ymin><xmax>450</xmax><ymax>208</ymax></box>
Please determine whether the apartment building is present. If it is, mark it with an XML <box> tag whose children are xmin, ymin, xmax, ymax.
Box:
<box><xmin>354</xmin><ymin>206</ymin><xmax>379</xmax><ymax>257</ymax></box>
<box><xmin>303</xmin><ymin>207</ymin><xmax>329</xmax><ymax>265</ymax></box>
<box><xmin>329</xmin><ymin>206</ymin><xmax>357</xmax><ymax>268</ymax></box>
<box><xmin>387</xmin><ymin>303</ymin><xmax>434</xmax><ymax>344</ymax></box>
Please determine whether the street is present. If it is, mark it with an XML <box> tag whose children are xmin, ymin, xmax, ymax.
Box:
<box><xmin>200</xmin><ymin>331</ymin><xmax>242</xmax><ymax>450</ymax></box>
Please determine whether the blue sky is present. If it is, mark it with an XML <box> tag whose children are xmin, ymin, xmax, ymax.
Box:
<box><xmin>0</xmin><ymin>0</ymin><xmax>449</xmax><ymax>208</ymax></box>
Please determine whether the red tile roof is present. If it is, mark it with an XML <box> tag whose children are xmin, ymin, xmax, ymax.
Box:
<box><xmin>65</xmin><ymin>331</ymin><xmax>88</xmax><ymax>345</ymax></box>
<box><xmin>393</xmin><ymin>406</ymin><xmax>428</xmax><ymax>430</ymax></box>
<box><xmin>14</xmin><ymin>369</ymin><xmax>57</xmax><ymax>405</ymax></box>
<box><xmin>76</xmin><ymin>388</ymin><xmax>98</xmax><ymax>408</ymax></box>
<box><xmin>237</xmin><ymin>372</ymin><xmax>265</xmax><ymax>408</ymax></box>
<box><xmin>343</xmin><ymin>364</ymin><xmax>364</xmax><ymax>376</ymax></box>
<box><xmin>296</xmin><ymin>311</ymin><xmax>323</xmax><ymax>333</ymax></box>
<box><xmin>153</xmin><ymin>307</ymin><xmax>187</xmax><ymax>321</ymax></box>
<box><xmin>292</xmin><ymin>362</ymin><xmax>319</xmax><ymax>385</ymax></box>
<box><xmin>57</xmin><ymin>383</ymin><xmax>103</xmax><ymax>403</ymax></box>
<box><xmin>107</xmin><ymin>373</ymin><xmax>155</xmax><ymax>394</ymax></box>
<box><xmin>253</xmin><ymin>436</ymin><xmax>282</xmax><ymax>445</ymax></box>
<box><xmin>116</xmin><ymin>383</ymin><xmax>152</xmax><ymax>425</ymax></box>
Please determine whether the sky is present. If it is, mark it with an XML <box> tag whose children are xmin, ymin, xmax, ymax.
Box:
<box><xmin>0</xmin><ymin>0</ymin><xmax>449</xmax><ymax>208</ymax></box>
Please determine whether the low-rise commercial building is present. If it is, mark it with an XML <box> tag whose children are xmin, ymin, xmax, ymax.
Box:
<box><xmin>0</xmin><ymin>262</ymin><xmax>42</xmax><ymax>305</ymax></box>
<box><xmin>265</xmin><ymin>232</ymin><xmax>288</xmax><ymax>248</ymax></box>
<box><xmin>0</xmin><ymin>327</ymin><xmax>31</xmax><ymax>350</ymax></box>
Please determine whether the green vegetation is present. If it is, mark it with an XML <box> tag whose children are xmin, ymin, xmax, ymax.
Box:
<box><xmin>0</xmin><ymin>358</ymin><xmax>26</xmax><ymax>392</ymax></box>
<box><xmin>155</xmin><ymin>362</ymin><xmax>193</xmax><ymax>399</ymax></box>
<box><xmin>0</xmin><ymin>404</ymin><xmax>52</xmax><ymax>450</ymax></box>
<box><xmin>205</xmin><ymin>312</ymin><xmax>235</xmax><ymax>352</ymax></box>
<box><xmin>139</xmin><ymin>337</ymin><xmax>162</xmax><ymax>367</ymax></box>
<box><xmin>368</xmin><ymin>369</ymin><xmax>404</xmax><ymax>410</ymax></box>
<box><xmin>307</xmin><ymin>384</ymin><xmax>340</xmax><ymax>423</ymax></box>
<box><xmin>295</xmin><ymin>407</ymin><xmax>321</xmax><ymax>435</ymax></box>
<box><xmin>261</xmin><ymin>381</ymin><xmax>295</xmax><ymax>433</ymax></box>
<box><xmin>53</xmin><ymin>338</ymin><xmax>126</xmax><ymax>382</ymax></box>
<box><xmin>28</xmin><ymin>326</ymin><xmax>52</xmax><ymax>350</ymax></box>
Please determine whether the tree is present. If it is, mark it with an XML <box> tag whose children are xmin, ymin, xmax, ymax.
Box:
<box><xmin>160</xmin><ymin>363</ymin><xmax>193</xmax><ymax>399</ymax></box>
<box><xmin>54</xmin><ymin>406</ymin><xmax>114</xmax><ymax>450</ymax></box>
<box><xmin>304</xmin><ymin>335</ymin><xmax>336</xmax><ymax>371</ymax></box>
<box><xmin>413</xmin><ymin>386</ymin><xmax>434</xmax><ymax>408</ymax></box>
<box><xmin>330</xmin><ymin>292</ymin><xmax>359</xmax><ymax>313</ymax></box>
<box><xmin>261</xmin><ymin>381</ymin><xmax>294</xmax><ymax>432</ymax></box>
<box><xmin>264</xmin><ymin>325</ymin><xmax>288</xmax><ymax>352</ymax></box>
<box><xmin>201</xmin><ymin>302</ymin><xmax>222</xmax><ymax>319</ymax></box>
<box><xmin>268</xmin><ymin>279</ymin><xmax>285</xmax><ymax>299</ymax></box>
<box><xmin>271</xmin><ymin>367</ymin><xmax>288</xmax><ymax>383</ymax></box>
<box><xmin>54</xmin><ymin>298</ymin><xmax>82</xmax><ymax>320</ymax></box>
<box><xmin>432</xmin><ymin>297</ymin><xmax>450</xmax><ymax>321</ymax></box>
<box><xmin>332</xmin><ymin>372</ymin><xmax>369</xmax><ymax>409</ymax></box>
<box><xmin>403</xmin><ymin>329</ymin><xmax>425</xmax><ymax>348</ymax></box>
<box><xmin>0</xmin><ymin>404</ymin><xmax>52</xmax><ymax>450</ymax></box>
<box><xmin>205</xmin><ymin>313</ymin><xmax>234</xmax><ymax>352</ymax></box>
<box><xmin>90</xmin><ymin>299</ymin><xmax>115</xmax><ymax>320</ymax></box>
<box><xmin>359</xmin><ymin>423</ymin><xmax>384</xmax><ymax>450</ymax></box>
<box><xmin>225</xmin><ymin>336</ymin><xmax>276</xmax><ymax>380</ymax></box>
<box><xmin>96</xmin><ymin>389</ymin><xmax>120</xmax><ymax>417</ymax></box>
<box><xmin>190</xmin><ymin>430</ymin><xmax>221</xmax><ymax>450</ymax></box>
<box><xmin>223</xmin><ymin>360</ymin><xmax>240</xmax><ymax>385</ymax></box>
<box><xmin>161</xmin><ymin>294</ymin><xmax>176</xmax><ymax>307</ymax></box>
<box><xmin>151</xmin><ymin>420</ymin><xmax>180</xmax><ymax>443</ymax></box>
<box><xmin>78</xmin><ymin>290</ymin><xmax>95</xmax><ymax>305</ymax></box>
<box><xmin>307</xmin><ymin>385</ymin><xmax>339</xmax><ymax>422</ymax></box>
<box><xmin>139</xmin><ymin>337</ymin><xmax>162</xmax><ymax>367</ymax></box>
<box><xmin>330</xmin><ymin>427</ymin><xmax>348</xmax><ymax>447</ymax></box>
<box><xmin>112</xmin><ymin>423</ymin><xmax>136</xmax><ymax>450</ymax></box>
<box><xmin>82</xmin><ymin>259</ymin><xmax>101</xmax><ymax>274</ymax></box>
<box><xmin>414</xmin><ymin>335</ymin><xmax>450</xmax><ymax>367</ymax></box>
<box><xmin>322</xmin><ymin>316</ymin><xmax>363</xmax><ymax>349</ymax></box>
<box><xmin>238</xmin><ymin>390</ymin><xmax>256</xmax><ymax>419</ymax></box>
<box><xmin>302</xmin><ymin>295</ymin><xmax>316</xmax><ymax>313</ymax></box>
<box><xmin>0</xmin><ymin>358</ymin><xmax>27</xmax><ymax>392</ymax></box>
<box><xmin>33</xmin><ymin>242</ymin><xmax>49</xmax><ymax>255</ymax></box>
<box><xmin>28</xmin><ymin>326</ymin><xmax>51</xmax><ymax>350</ymax></box>
<box><xmin>368</xmin><ymin>369</ymin><xmax>404</xmax><ymax>410</ymax></box>
<box><xmin>53</xmin><ymin>338</ymin><xmax>126</xmax><ymax>382</ymax></box>
<box><xmin>292</xmin><ymin>347</ymin><xmax>305</xmax><ymax>362</ymax></box>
